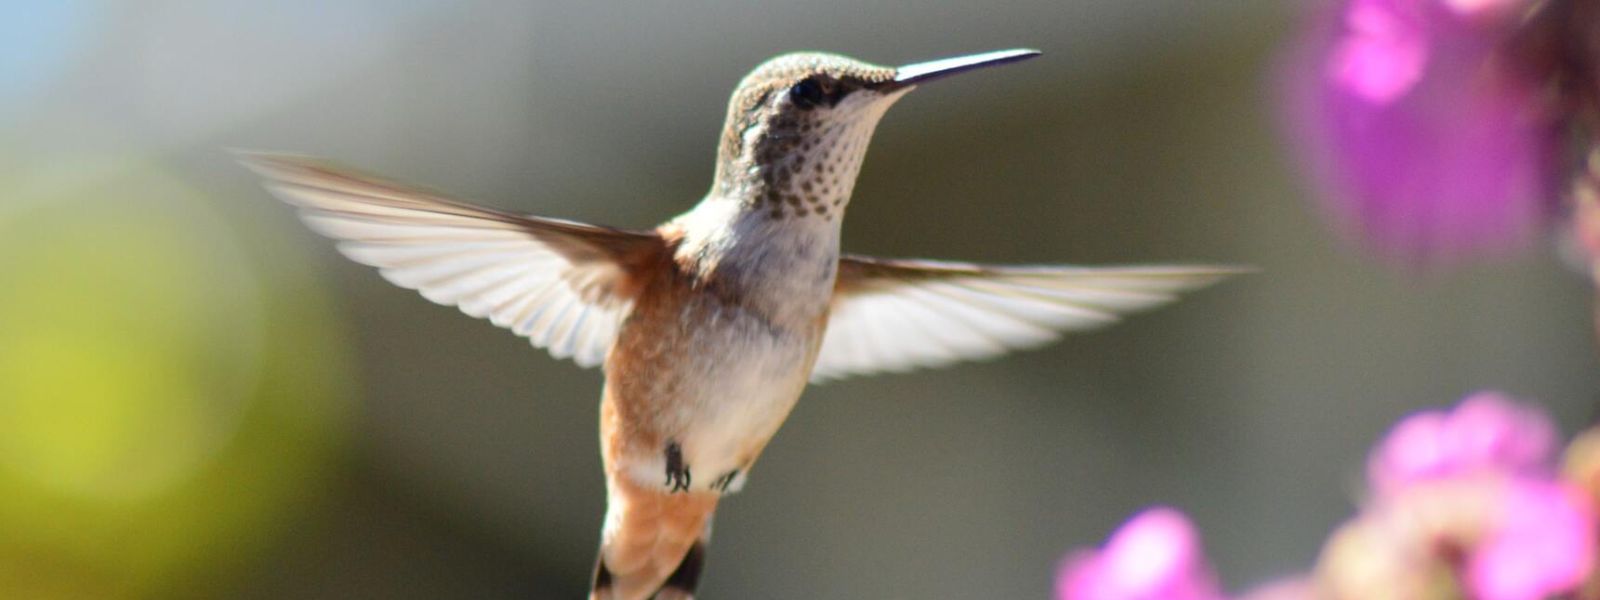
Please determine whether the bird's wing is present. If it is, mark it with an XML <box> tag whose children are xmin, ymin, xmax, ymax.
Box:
<box><xmin>811</xmin><ymin>255</ymin><xmax>1241</xmax><ymax>381</ymax></box>
<box><xmin>239</xmin><ymin>152</ymin><xmax>664</xmax><ymax>368</ymax></box>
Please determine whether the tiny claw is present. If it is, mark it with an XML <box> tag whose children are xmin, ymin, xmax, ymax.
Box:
<box><xmin>711</xmin><ymin>470</ymin><xmax>740</xmax><ymax>493</ymax></box>
<box><xmin>665</xmin><ymin>442</ymin><xmax>691</xmax><ymax>493</ymax></box>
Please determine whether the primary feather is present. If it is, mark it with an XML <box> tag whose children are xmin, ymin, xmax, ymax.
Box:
<box><xmin>238</xmin><ymin>152</ymin><xmax>661</xmax><ymax>368</ymax></box>
<box><xmin>812</xmin><ymin>256</ymin><xmax>1242</xmax><ymax>381</ymax></box>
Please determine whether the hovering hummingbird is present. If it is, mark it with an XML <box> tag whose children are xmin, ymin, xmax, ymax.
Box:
<box><xmin>241</xmin><ymin>48</ymin><xmax>1237</xmax><ymax>600</ymax></box>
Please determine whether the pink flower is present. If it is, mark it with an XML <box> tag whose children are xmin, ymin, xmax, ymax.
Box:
<box><xmin>1318</xmin><ymin>474</ymin><xmax>1596</xmax><ymax>599</ymax></box>
<box><xmin>1280</xmin><ymin>0</ymin><xmax>1559</xmax><ymax>265</ymax></box>
<box><xmin>1467</xmin><ymin>479</ymin><xmax>1596</xmax><ymax>600</ymax></box>
<box><xmin>1324</xmin><ymin>393</ymin><xmax>1594</xmax><ymax>598</ymax></box>
<box><xmin>1056</xmin><ymin>507</ymin><xmax>1223</xmax><ymax>600</ymax></box>
<box><xmin>1367</xmin><ymin>391</ymin><xmax>1556</xmax><ymax>496</ymax></box>
<box><xmin>1058</xmin><ymin>393</ymin><xmax>1595</xmax><ymax>600</ymax></box>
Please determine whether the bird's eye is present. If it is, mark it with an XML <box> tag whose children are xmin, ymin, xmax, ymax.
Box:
<box><xmin>789</xmin><ymin>78</ymin><xmax>828</xmax><ymax>109</ymax></box>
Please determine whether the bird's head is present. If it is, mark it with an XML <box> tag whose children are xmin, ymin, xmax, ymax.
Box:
<box><xmin>711</xmin><ymin>49</ymin><xmax>1040</xmax><ymax>221</ymax></box>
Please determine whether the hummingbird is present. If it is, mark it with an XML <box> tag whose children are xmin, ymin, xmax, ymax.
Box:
<box><xmin>241</xmin><ymin>48</ymin><xmax>1237</xmax><ymax>600</ymax></box>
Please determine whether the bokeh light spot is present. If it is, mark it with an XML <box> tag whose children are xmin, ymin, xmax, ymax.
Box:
<box><xmin>0</xmin><ymin>203</ymin><xmax>259</xmax><ymax>498</ymax></box>
<box><xmin>0</xmin><ymin>156</ymin><xmax>355</xmax><ymax>597</ymax></box>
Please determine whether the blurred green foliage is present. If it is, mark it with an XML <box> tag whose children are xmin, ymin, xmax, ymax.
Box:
<box><xmin>0</xmin><ymin>159</ymin><xmax>354</xmax><ymax>598</ymax></box>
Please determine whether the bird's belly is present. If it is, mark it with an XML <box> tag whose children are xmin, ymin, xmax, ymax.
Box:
<box><xmin>611</xmin><ymin>298</ymin><xmax>822</xmax><ymax>494</ymax></box>
<box><xmin>677</xmin><ymin>319</ymin><xmax>817</xmax><ymax>490</ymax></box>
<box><xmin>687</xmin><ymin>346</ymin><xmax>807</xmax><ymax>461</ymax></box>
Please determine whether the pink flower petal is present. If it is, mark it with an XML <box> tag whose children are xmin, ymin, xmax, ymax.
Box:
<box><xmin>1445</xmin><ymin>392</ymin><xmax>1556</xmax><ymax>470</ymax></box>
<box><xmin>1441</xmin><ymin>0</ymin><xmax>1529</xmax><ymax>17</ymax></box>
<box><xmin>1367</xmin><ymin>392</ymin><xmax>1556</xmax><ymax>496</ymax></box>
<box><xmin>1328</xmin><ymin>0</ymin><xmax>1430</xmax><ymax>103</ymax></box>
<box><xmin>1280</xmin><ymin>0</ymin><xmax>1558</xmax><ymax>266</ymax></box>
<box><xmin>1056</xmin><ymin>507</ymin><xmax>1223</xmax><ymax>600</ymax></box>
<box><xmin>1468</xmin><ymin>480</ymin><xmax>1597</xmax><ymax>600</ymax></box>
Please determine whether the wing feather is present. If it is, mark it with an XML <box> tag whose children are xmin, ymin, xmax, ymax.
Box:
<box><xmin>239</xmin><ymin>152</ymin><xmax>663</xmax><ymax>368</ymax></box>
<box><xmin>812</xmin><ymin>255</ymin><xmax>1242</xmax><ymax>381</ymax></box>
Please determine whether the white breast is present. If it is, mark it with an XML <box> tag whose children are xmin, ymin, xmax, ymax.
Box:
<box><xmin>617</xmin><ymin>296</ymin><xmax>822</xmax><ymax>494</ymax></box>
<box><xmin>621</xmin><ymin>205</ymin><xmax>839</xmax><ymax>493</ymax></box>
<box><xmin>680</xmin><ymin>313</ymin><xmax>818</xmax><ymax>488</ymax></box>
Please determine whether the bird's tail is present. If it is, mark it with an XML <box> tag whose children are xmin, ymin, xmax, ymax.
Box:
<box><xmin>590</xmin><ymin>475</ymin><xmax>719</xmax><ymax>600</ymax></box>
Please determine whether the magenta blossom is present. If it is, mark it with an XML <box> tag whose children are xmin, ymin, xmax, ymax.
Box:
<box><xmin>1062</xmin><ymin>393</ymin><xmax>1596</xmax><ymax>600</ymax></box>
<box><xmin>1320</xmin><ymin>474</ymin><xmax>1596</xmax><ymax>599</ymax></box>
<box><xmin>1281</xmin><ymin>0</ymin><xmax>1559</xmax><ymax>265</ymax></box>
<box><xmin>1366</xmin><ymin>391</ymin><xmax>1556</xmax><ymax>496</ymax></box>
<box><xmin>1467</xmin><ymin>478</ymin><xmax>1596</xmax><ymax>600</ymax></box>
<box><xmin>1333</xmin><ymin>393</ymin><xmax>1593</xmax><ymax>599</ymax></box>
<box><xmin>1056</xmin><ymin>507</ymin><xmax>1223</xmax><ymax>600</ymax></box>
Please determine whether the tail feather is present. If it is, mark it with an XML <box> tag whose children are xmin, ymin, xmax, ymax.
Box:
<box><xmin>591</xmin><ymin>476</ymin><xmax>718</xmax><ymax>600</ymax></box>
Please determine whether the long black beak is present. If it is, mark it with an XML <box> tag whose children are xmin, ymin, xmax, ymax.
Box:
<box><xmin>878</xmin><ymin>49</ymin><xmax>1041</xmax><ymax>91</ymax></box>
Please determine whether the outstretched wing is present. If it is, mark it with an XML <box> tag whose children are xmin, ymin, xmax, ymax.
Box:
<box><xmin>239</xmin><ymin>152</ymin><xmax>664</xmax><ymax>368</ymax></box>
<box><xmin>812</xmin><ymin>255</ymin><xmax>1241</xmax><ymax>381</ymax></box>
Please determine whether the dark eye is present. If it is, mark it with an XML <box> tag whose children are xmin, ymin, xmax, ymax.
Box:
<box><xmin>789</xmin><ymin>78</ymin><xmax>827</xmax><ymax>109</ymax></box>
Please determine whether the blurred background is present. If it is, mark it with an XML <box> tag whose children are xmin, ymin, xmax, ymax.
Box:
<box><xmin>3</xmin><ymin>1</ymin><xmax>1596</xmax><ymax>598</ymax></box>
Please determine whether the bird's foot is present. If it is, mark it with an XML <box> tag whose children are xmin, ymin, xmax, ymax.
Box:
<box><xmin>710</xmin><ymin>469</ymin><xmax>740</xmax><ymax>493</ymax></box>
<box><xmin>664</xmin><ymin>442</ymin><xmax>691</xmax><ymax>493</ymax></box>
